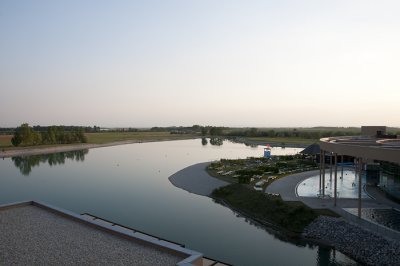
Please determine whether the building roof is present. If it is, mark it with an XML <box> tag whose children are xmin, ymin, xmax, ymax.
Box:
<box><xmin>0</xmin><ymin>201</ymin><xmax>204</xmax><ymax>266</ymax></box>
<box><xmin>320</xmin><ymin>136</ymin><xmax>400</xmax><ymax>164</ymax></box>
<box><xmin>300</xmin><ymin>143</ymin><xmax>320</xmax><ymax>155</ymax></box>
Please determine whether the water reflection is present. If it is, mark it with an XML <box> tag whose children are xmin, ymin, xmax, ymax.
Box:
<box><xmin>244</xmin><ymin>142</ymin><xmax>259</xmax><ymax>148</ymax></box>
<box><xmin>223</xmin><ymin>202</ymin><xmax>308</xmax><ymax>246</ymax></box>
<box><xmin>209</xmin><ymin>137</ymin><xmax>224</xmax><ymax>146</ymax></box>
<box><xmin>0</xmin><ymin>140</ymin><xmax>356</xmax><ymax>265</ymax></box>
<box><xmin>200</xmin><ymin>137</ymin><xmax>224</xmax><ymax>146</ymax></box>
<box><xmin>214</xmin><ymin>199</ymin><xmax>358</xmax><ymax>265</ymax></box>
<box><xmin>12</xmin><ymin>150</ymin><xmax>88</xmax><ymax>175</ymax></box>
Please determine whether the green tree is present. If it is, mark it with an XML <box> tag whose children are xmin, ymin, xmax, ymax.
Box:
<box><xmin>201</xmin><ymin>127</ymin><xmax>208</xmax><ymax>136</ymax></box>
<box><xmin>248</xmin><ymin>127</ymin><xmax>258</xmax><ymax>137</ymax></box>
<box><xmin>48</xmin><ymin>127</ymin><xmax>57</xmax><ymax>143</ymax></box>
<box><xmin>11</xmin><ymin>123</ymin><xmax>35</xmax><ymax>146</ymax></box>
<box><xmin>209</xmin><ymin>127</ymin><xmax>223</xmax><ymax>136</ymax></box>
<box><xmin>32</xmin><ymin>131</ymin><xmax>42</xmax><ymax>145</ymax></box>
<box><xmin>11</xmin><ymin>131</ymin><xmax>22</xmax><ymax>146</ymax></box>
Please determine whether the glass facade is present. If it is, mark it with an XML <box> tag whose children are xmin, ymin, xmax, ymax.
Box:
<box><xmin>379</xmin><ymin>161</ymin><xmax>400</xmax><ymax>201</ymax></box>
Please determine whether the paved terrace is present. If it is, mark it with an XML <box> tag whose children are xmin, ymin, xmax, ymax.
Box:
<box><xmin>0</xmin><ymin>201</ymin><xmax>206</xmax><ymax>266</ymax></box>
<box><xmin>266</xmin><ymin>170</ymin><xmax>400</xmax><ymax>240</ymax></box>
<box><xmin>266</xmin><ymin>170</ymin><xmax>400</xmax><ymax>208</ymax></box>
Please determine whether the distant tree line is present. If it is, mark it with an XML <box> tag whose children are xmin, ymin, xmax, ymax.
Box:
<box><xmin>11</xmin><ymin>123</ymin><xmax>87</xmax><ymax>147</ymax></box>
<box><xmin>222</xmin><ymin>128</ymin><xmax>362</xmax><ymax>139</ymax></box>
<box><xmin>31</xmin><ymin>125</ymin><xmax>101</xmax><ymax>133</ymax></box>
<box><xmin>146</xmin><ymin>125</ymin><xmax>366</xmax><ymax>139</ymax></box>
<box><xmin>0</xmin><ymin>127</ymin><xmax>15</xmax><ymax>135</ymax></box>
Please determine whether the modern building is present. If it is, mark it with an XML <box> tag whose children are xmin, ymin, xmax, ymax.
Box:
<box><xmin>318</xmin><ymin>126</ymin><xmax>400</xmax><ymax>214</ymax></box>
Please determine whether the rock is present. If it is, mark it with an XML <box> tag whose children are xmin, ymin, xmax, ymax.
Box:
<box><xmin>303</xmin><ymin>216</ymin><xmax>400</xmax><ymax>266</ymax></box>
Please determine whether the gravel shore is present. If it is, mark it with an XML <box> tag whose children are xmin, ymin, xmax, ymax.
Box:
<box><xmin>168</xmin><ymin>162</ymin><xmax>229</xmax><ymax>196</ymax></box>
<box><xmin>303</xmin><ymin>216</ymin><xmax>400</xmax><ymax>266</ymax></box>
<box><xmin>0</xmin><ymin>138</ymin><xmax>195</xmax><ymax>158</ymax></box>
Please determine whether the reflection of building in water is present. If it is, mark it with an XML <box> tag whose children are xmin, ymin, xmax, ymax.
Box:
<box><xmin>379</xmin><ymin>161</ymin><xmax>400</xmax><ymax>201</ymax></box>
<box><xmin>12</xmin><ymin>150</ymin><xmax>89</xmax><ymax>176</ymax></box>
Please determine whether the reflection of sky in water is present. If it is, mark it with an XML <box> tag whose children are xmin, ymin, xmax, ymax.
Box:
<box><xmin>0</xmin><ymin>140</ymin><xmax>357</xmax><ymax>265</ymax></box>
<box><xmin>297</xmin><ymin>170</ymin><xmax>370</xmax><ymax>198</ymax></box>
<box><xmin>345</xmin><ymin>208</ymin><xmax>400</xmax><ymax>232</ymax></box>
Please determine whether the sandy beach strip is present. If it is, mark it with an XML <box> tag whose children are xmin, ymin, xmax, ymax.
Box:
<box><xmin>0</xmin><ymin>138</ymin><xmax>196</xmax><ymax>158</ymax></box>
<box><xmin>168</xmin><ymin>162</ymin><xmax>229</xmax><ymax>196</ymax></box>
<box><xmin>0</xmin><ymin>141</ymin><xmax>138</xmax><ymax>158</ymax></box>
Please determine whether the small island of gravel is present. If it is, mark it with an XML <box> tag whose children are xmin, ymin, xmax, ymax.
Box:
<box><xmin>168</xmin><ymin>162</ymin><xmax>229</xmax><ymax>196</ymax></box>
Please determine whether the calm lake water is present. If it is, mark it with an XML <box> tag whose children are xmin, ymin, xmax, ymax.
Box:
<box><xmin>0</xmin><ymin>139</ymin><xmax>358</xmax><ymax>265</ymax></box>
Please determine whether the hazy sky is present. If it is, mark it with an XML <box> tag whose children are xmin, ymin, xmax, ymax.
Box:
<box><xmin>1</xmin><ymin>1</ymin><xmax>399</xmax><ymax>128</ymax></box>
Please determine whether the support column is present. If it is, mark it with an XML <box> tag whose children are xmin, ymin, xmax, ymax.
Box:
<box><xmin>319</xmin><ymin>151</ymin><xmax>322</xmax><ymax>193</ymax></box>
<box><xmin>358</xmin><ymin>158</ymin><xmax>362</xmax><ymax>218</ymax></box>
<box><xmin>322</xmin><ymin>150</ymin><xmax>325</xmax><ymax>197</ymax></box>
<box><xmin>334</xmin><ymin>153</ymin><xmax>338</xmax><ymax>207</ymax></box>
<box><xmin>341</xmin><ymin>155</ymin><xmax>344</xmax><ymax>178</ymax></box>
<box><xmin>354</xmin><ymin>158</ymin><xmax>358</xmax><ymax>185</ymax></box>
<box><xmin>330</xmin><ymin>152</ymin><xmax>333</xmax><ymax>181</ymax></box>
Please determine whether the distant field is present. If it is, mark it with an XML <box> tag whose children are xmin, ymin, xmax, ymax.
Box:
<box><xmin>246</xmin><ymin>137</ymin><xmax>317</xmax><ymax>145</ymax></box>
<box><xmin>85</xmin><ymin>132</ymin><xmax>197</xmax><ymax>144</ymax></box>
<box><xmin>0</xmin><ymin>135</ymin><xmax>12</xmax><ymax>148</ymax></box>
<box><xmin>0</xmin><ymin>132</ymin><xmax>198</xmax><ymax>150</ymax></box>
<box><xmin>1</xmin><ymin>133</ymin><xmax>315</xmax><ymax>150</ymax></box>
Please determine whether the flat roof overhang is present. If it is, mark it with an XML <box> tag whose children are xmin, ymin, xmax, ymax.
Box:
<box><xmin>319</xmin><ymin>137</ymin><xmax>400</xmax><ymax>164</ymax></box>
<box><xmin>0</xmin><ymin>201</ymin><xmax>203</xmax><ymax>266</ymax></box>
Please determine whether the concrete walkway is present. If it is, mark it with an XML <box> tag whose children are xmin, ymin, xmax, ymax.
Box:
<box><xmin>266</xmin><ymin>170</ymin><xmax>400</xmax><ymax>240</ymax></box>
<box><xmin>266</xmin><ymin>170</ymin><xmax>400</xmax><ymax>209</ymax></box>
<box><xmin>168</xmin><ymin>162</ymin><xmax>229</xmax><ymax>197</ymax></box>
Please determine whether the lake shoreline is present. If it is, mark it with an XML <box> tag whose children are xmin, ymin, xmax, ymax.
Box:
<box><xmin>168</xmin><ymin>162</ymin><xmax>229</xmax><ymax>197</ymax></box>
<box><xmin>169</xmin><ymin>162</ymin><xmax>396</xmax><ymax>265</ymax></box>
<box><xmin>0</xmin><ymin>138</ymin><xmax>199</xmax><ymax>158</ymax></box>
<box><xmin>0</xmin><ymin>136</ymin><xmax>312</xmax><ymax>158</ymax></box>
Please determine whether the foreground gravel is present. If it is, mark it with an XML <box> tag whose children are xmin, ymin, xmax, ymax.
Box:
<box><xmin>0</xmin><ymin>206</ymin><xmax>182</xmax><ymax>265</ymax></box>
<box><xmin>303</xmin><ymin>216</ymin><xmax>400</xmax><ymax>266</ymax></box>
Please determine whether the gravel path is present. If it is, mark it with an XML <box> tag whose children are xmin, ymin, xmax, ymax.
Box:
<box><xmin>168</xmin><ymin>162</ymin><xmax>229</xmax><ymax>196</ymax></box>
<box><xmin>0</xmin><ymin>205</ymin><xmax>183</xmax><ymax>265</ymax></box>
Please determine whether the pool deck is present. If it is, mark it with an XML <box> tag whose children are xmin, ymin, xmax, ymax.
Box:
<box><xmin>266</xmin><ymin>169</ymin><xmax>400</xmax><ymax>240</ymax></box>
<box><xmin>0</xmin><ymin>201</ymin><xmax>206</xmax><ymax>266</ymax></box>
<box><xmin>266</xmin><ymin>169</ymin><xmax>400</xmax><ymax>208</ymax></box>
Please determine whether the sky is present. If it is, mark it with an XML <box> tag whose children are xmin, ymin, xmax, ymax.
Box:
<box><xmin>1</xmin><ymin>0</ymin><xmax>400</xmax><ymax>128</ymax></box>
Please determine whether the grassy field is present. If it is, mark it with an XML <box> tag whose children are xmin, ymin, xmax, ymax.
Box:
<box><xmin>1</xmin><ymin>132</ymin><xmax>316</xmax><ymax>150</ymax></box>
<box><xmin>0</xmin><ymin>132</ymin><xmax>198</xmax><ymax>150</ymax></box>
<box><xmin>208</xmin><ymin>156</ymin><xmax>339</xmax><ymax>235</ymax></box>
<box><xmin>212</xmin><ymin>184</ymin><xmax>318</xmax><ymax>234</ymax></box>
<box><xmin>0</xmin><ymin>135</ymin><xmax>12</xmax><ymax>148</ymax></box>
<box><xmin>85</xmin><ymin>132</ymin><xmax>197</xmax><ymax>144</ymax></box>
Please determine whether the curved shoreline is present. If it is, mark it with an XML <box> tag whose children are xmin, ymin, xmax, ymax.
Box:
<box><xmin>169</xmin><ymin>163</ymin><xmax>400</xmax><ymax>265</ymax></box>
<box><xmin>168</xmin><ymin>162</ymin><xmax>229</xmax><ymax>197</ymax></box>
<box><xmin>0</xmin><ymin>138</ymin><xmax>196</xmax><ymax>158</ymax></box>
